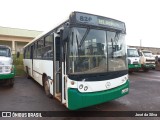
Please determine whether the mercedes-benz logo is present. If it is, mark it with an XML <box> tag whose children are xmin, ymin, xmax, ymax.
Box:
<box><xmin>105</xmin><ymin>82</ymin><xmax>111</xmax><ymax>88</ymax></box>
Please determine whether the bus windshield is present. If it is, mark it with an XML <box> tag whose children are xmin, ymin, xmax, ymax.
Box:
<box><xmin>0</xmin><ymin>47</ymin><xmax>11</xmax><ymax>57</ymax></box>
<box><xmin>68</xmin><ymin>27</ymin><xmax>127</xmax><ymax>74</ymax></box>
<box><xmin>127</xmin><ymin>49</ymin><xmax>139</xmax><ymax>57</ymax></box>
<box><xmin>143</xmin><ymin>52</ymin><xmax>153</xmax><ymax>57</ymax></box>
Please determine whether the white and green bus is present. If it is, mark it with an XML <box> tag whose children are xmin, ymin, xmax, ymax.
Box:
<box><xmin>0</xmin><ymin>45</ymin><xmax>15</xmax><ymax>87</ymax></box>
<box><xmin>23</xmin><ymin>11</ymin><xmax>129</xmax><ymax>110</ymax></box>
<box><xmin>127</xmin><ymin>47</ymin><xmax>141</xmax><ymax>73</ymax></box>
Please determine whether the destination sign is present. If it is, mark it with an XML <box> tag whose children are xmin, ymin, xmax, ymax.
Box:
<box><xmin>73</xmin><ymin>12</ymin><xmax>125</xmax><ymax>31</ymax></box>
<box><xmin>98</xmin><ymin>17</ymin><xmax>125</xmax><ymax>30</ymax></box>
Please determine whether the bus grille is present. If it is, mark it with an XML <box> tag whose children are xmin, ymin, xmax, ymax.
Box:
<box><xmin>0</xmin><ymin>66</ymin><xmax>11</xmax><ymax>74</ymax></box>
<box><xmin>146</xmin><ymin>59</ymin><xmax>155</xmax><ymax>62</ymax></box>
<box><xmin>133</xmin><ymin>61</ymin><xmax>139</xmax><ymax>64</ymax></box>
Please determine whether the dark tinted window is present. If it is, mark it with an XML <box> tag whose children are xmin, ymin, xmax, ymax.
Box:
<box><xmin>0</xmin><ymin>47</ymin><xmax>11</xmax><ymax>57</ymax></box>
<box><xmin>33</xmin><ymin>43</ymin><xmax>37</xmax><ymax>58</ymax></box>
<box><xmin>26</xmin><ymin>46</ymin><xmax>30</xmax><ymax>59</ymax></box>
<box><xmin>36</xmin><ymin>39</ymin><xmax>44</xmax><ymax>59</ymax></box>
<box><xmin>43</xmin><ymin>35</ymin><xmax>53</xmax><ymax>59</ymax></box>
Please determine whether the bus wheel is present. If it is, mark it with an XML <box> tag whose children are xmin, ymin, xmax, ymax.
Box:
<box><xmin>144</xmin><ymin>68</ymin><xmax>149</xmax><ymax>72</ymax></box>
<box><xmin>43</xmin><ymin>76</ymin><xmax>52</xmax><ymax>98</ymax></box>
<box><xmin>8</xmin><ymin>78</ymin><xmax>14</xmax><ymax>87</ymax></box>
<box><xmin>26</xmin><ymin>67</ymin><xmax>31</xmax><ymax>79</ymax></box>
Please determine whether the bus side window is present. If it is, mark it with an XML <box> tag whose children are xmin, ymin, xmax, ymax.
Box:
<box><xmin>26</xmin><ymin>46</ymin><xmax>30</xmax><ymax>59</ymax></box>
<box><xmin>33</xmin><ymin>42</ymin><xmax>37</xmax><ymax>59</ymax></box>
<box><xmin>37</xmin><ymin>39</ymin><xmax>44</xmax><ymax>59</ymax></box>
<box><xmin>25</xmin><ymin>48</ymin><xmax>28</xmax><ymax>59</ymax></box>
<box><xmin>43</xmin><ymin>35</ymin><xmax>53</xmax><ymax>60</ymax></box>
<box><xmin>30</xmin><ymin>44</ymin><xmax>34</xmax><ymax>59</ymax></box>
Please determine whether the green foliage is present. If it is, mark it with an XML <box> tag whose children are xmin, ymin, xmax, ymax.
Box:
<box><xmin>13</xmin><ymin>54</ymin><xmax>25</xmax><ymax>76</ymax></box>
<box><xmin>13</xmin><ymin>54</ymin><xmax>23</xmax><ymax>65</ymax></box>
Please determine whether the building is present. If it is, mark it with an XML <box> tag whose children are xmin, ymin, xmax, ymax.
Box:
<box><xmin>0</xmin><ymin>26</ymin><xmax>42</xmax><ymax>54</ymax></box>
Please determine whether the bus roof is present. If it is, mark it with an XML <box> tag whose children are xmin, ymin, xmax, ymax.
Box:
<box><xmin>70</xmin><ymin>11</ymin><xmax>125</xmax><ymax>31</ymax></box>
<box><xmin>23</xmin><ymin>19</ymin><xmax>68</xmax><ymax>49</ymax></box>
<box><xmin>0</xmin><ymin>45</ymin><xmax>11</xmax><ymax>50</ymax></box>
<box><xmin>23</xmin><ymin>11</ymin><xmax>126</xmax><ymax>49</ymax></box>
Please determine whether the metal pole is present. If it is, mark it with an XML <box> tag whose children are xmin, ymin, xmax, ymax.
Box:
<box><xmin>140</xmin><ymin>39</ymin><xmax>142</xmax><ymax>49</ymax></box>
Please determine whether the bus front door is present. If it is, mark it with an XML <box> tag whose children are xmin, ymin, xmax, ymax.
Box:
<box><xmin>53</xmin><ymin>32</ymin><xmax>66</xmax><ymax>104</ymax></box>
<box><xmin>53</xmin><ymin>34</ymin><xmax>62</xmax><ymax>102</ymax></box>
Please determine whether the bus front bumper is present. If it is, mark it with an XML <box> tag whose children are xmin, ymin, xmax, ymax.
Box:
<box><xmin>68</xmin><ymin>80</ymin><xmax>129</xmax><ymax>110</ymax></box>
<box><xmin>128</xmin><ymin>64</ymin><xmax>141</xmax><ymax>72</ymax></box>
<box><xmin>142</xmin><ymin>64</ymin><xmax>155</xmax><ymax>69</ymax></box>
<box><xmin>128</xmin><ymin>64</ymin><xmax>141</xmax><ymax>69</ymax></box>
<box><xmin>0</xmin><ymin>73</ymin><xmax>15</xmax><ymax>80</ymax></box>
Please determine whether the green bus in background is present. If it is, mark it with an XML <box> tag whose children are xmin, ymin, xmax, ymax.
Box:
<box><xmin>127</xmin><ymin>47</ymin><xmax>141</xmax><ymax>73</ymax></box>
<box><xmin>0</xmin><ymin>45</ymin><xmax>15</xmax><ymax>87</ymax></box>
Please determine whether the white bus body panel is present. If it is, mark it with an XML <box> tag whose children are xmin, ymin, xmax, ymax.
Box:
<box><xmin>0</xmin><ymin>56</ymin><xmax>12</xmax><ymax>65</ymax></box>
<box><xmin>128</xmin><ymin>57</ymin><xmax>140</xmax><ymax>64</ymax></box>
<box><xmin>23</xmin><ymin>59</ymin><xmax>32</xmax><ymax>75</ymax></box>
<box><xmin>23</xmin><ymin>59</ymin><xmax>53</xmax><ymax>95</ymax></box>
<box><xmin>67</xmin><ymin>74</ymin><xmax>128</xmax><ymax>93</ymax></box>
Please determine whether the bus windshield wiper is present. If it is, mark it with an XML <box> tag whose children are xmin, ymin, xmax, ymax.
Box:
<box><xmin>79</xmin><ymin>28</ymin><xmax>90</xmax><ymax>47</ymax></box>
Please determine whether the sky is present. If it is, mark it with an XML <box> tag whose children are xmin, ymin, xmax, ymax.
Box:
<box><xmin>0</xmin><ymin>0</ymin><xmax>160</xmax><ymax>48</ymax></box>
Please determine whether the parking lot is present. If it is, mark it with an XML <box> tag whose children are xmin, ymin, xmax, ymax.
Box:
<box><xmin>0</xmin><ymin>70</ymin><xmax>160</xmax><ymax>119</ymax></box>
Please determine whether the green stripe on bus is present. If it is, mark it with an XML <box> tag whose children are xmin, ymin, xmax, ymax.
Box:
<box><xmin>128</xmin><ymin>64</ymin><xmax>141</xmax><ymax>69</ymax></box>
<box><xmin>0</xmin><ymin>73</ymin><xmax>15</xmax><ymax>80</ymax></box>
<box><xmin>68</xmin><ymin>80</ymin><xmax>129</xmax><ymax>110</ymax></box>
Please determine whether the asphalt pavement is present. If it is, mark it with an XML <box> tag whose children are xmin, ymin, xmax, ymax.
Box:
<box><xmin>0</xmin><ymin>70</ymin><xmax>160</xmax><ymax>120</ymax></box>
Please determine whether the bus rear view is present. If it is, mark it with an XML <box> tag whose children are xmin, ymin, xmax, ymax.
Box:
<box><xmin>0</xmin><ymin>45</ymin><xmax>15</xmax><ymax>87</ymax></box>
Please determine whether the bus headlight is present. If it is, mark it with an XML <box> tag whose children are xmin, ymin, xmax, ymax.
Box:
<box><xmin>79</xmin><ymin>84</ymin><xmax>83</xmax><ymax>89</ymax></box>
<box><xmin>84</xmin><ymin>86</ymin><xmax>88</xmax><ymax>91</ymax></box>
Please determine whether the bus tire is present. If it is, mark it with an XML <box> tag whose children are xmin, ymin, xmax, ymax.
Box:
<box><xmin>26</xmin><ymin>67</ymin><xmax>31</xmax><ymax>79</ymax></box>
<box><xmin>144</xmin><ymin>68</ymin><xmax>149</xmax><ymax>72</ymax></box>
<box><xmin>129</xmin><ymin>71</ymin><xmax>133</xmax><ymax>74</ymax></box>
<box><xmin>8</xmin><ymin>78</ymin><xmax>14</xmax><ymax>87</ymax></box>
<box><xmin>43</xmin><ymin>76</ymin><xmax>52</xmax><ymax>98</ymax></box>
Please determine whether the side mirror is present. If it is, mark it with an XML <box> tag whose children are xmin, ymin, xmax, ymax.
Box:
<box><xmin>17</xmin><ymin>52</ymin><xmax>20</xmax><ymax>58</ymax></box>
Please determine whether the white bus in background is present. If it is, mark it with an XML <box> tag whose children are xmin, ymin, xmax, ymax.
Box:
<box><xmin>138</xmin><ymin>49</ymin><xmax>155</xmax><ymax>72</ymax></box>
<box><xmin>0</xmin><ymin>45</ymin><xmax>15</xmax><ymax>87</ymax></box>
<box><xmin>23</xmin><ymin>11</ymin><xmax>129</xmax><ymax>110</ymax></box>
<box><xmin>127</xmin><ymin>47</ymin><xmax>141</xmax><ymax>73</ymax></box>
